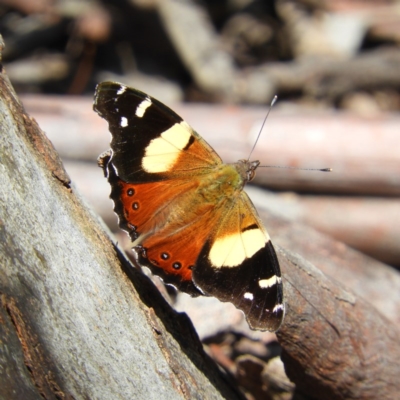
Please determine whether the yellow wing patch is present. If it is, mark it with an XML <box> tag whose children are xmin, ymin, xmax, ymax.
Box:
<box><xmin>209</xmin><ymin>228</ymin><xmax>266</xmax><ymax>268</ymax></box>
<box><xmin>142</xmin><ymin>122</ymin><xmax>192</xmax><ymax>173</ymax></box>
<box><xmin>208</xmin><ymin>192</ymin><xmax>270</xmax><ymax>268</ymax></box>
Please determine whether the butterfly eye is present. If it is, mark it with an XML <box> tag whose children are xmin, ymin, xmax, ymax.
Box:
<box><xmin>127</xmin><ymin>188</ymin><xmax>135</xmax><ymax>196</ymax></box>
<box><xmin>172</xmin><ymin>262</ymin><xmax>182</xmax><ymax>270</ymax></box>
<box><xmin>247</xmin><ymin>160</ymin><xmax>260</xmax><ymax>182</ymax></box>
<box><xmin>247</xmin><ymin>169</ymin><xmax>256</xmax><ymax>181</ymax></box>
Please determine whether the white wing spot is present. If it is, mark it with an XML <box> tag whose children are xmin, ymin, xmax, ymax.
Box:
<box><xmin>116</xmin><ymin>85</ymin><xmax>127</xmax><ymax>95</ymax></box>
<box><xmin>136</xmin><ymin>97</ymin><xmax>152</xmax><ymax>118</ymax></box>
<box><xmin>120</xmin><ymin>116</ymin><xmax>128</xmax><ymax>127</ymax></box>
<box><xmin>258</xmin><ymin>276</ymin><xmax>277</xmax><ymax>289</ymax></box>
<box><xmin>273</xmin><ymin>304</ymin><xmax>284</xmax><ymax>313</ymax></box>
<box><xmin>244</xmin><ymin>292</ymin><xmax>254</xmax><ymax>300</ymax></box>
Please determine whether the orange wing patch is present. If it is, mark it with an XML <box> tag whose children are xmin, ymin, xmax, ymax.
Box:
<box><xmin>138</xmin><ymin>194</ymin><xmax>222</xmax><ymax>282</ymax></box>
<box><xmin>141</xmin><ymin>219</ymin><xmax>211</xmax><ymax>282</ymax></box>
<box><xmin>117</xmin><ymin>178</ymin><xmax>198</xmax><ymax>236</ymax></box>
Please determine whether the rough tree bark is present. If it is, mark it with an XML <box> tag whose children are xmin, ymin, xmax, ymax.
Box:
<box><xmin>276</xmin><ymin>250</ymin><xmax>400</xmax><ymax>400</ymax></box>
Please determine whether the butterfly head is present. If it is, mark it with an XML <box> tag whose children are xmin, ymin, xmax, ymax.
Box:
<box><xmin>237</xmin><ymin>159</ymin><xmax>260</xmax><ymax>183</ymax></box>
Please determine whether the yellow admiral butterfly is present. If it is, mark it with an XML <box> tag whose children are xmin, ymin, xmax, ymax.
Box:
<box><xmin>94</xmin><ymin>82</ymin><xmax>284</xmax><ymax>331</ymax></box>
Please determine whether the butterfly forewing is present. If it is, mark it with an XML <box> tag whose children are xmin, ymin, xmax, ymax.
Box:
<box><xmin>94</xmin><ymin>81</ymin><xmax>285</xmax><ymax>332</ymax></box>
<box><xmin>94</xmin><ymin>82</ymin><xmax>221</xmax><ymax>183</ymax></box>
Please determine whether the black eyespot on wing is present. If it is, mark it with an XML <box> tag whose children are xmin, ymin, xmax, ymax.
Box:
<box><xmin>134</xmin><ymin>246</ymin><xmax>202</xmax><ymax>297</ymax></box>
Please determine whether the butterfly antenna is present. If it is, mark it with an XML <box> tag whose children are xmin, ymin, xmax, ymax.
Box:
<box><xmin>247</xmin><ymin>95</ymin><xmax>278</xmax><ymax>161</ymax></box>
<box><xmin>259</xmin><ymin>165</ymin><xmax>332</xmax><ymax>172</ymax></box>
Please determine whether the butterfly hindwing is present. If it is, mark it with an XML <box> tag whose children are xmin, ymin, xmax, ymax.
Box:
<box><xmin>134</xmin><ymin>199</ymin><xmax>222</xmax><ymax>296</ymax></box>
<box><xmin>193</xmin><ymin>192</ymin><xmax>284</xmax><ymax>331</ymax></box>
<box><xmin>94</xmin><ymin>82</ymin><xmax>285</xmax><ymax>331</ymax></box>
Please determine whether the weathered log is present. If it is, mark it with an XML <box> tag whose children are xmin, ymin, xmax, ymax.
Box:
<box><xmin>272</xmin><ymin>194</ymin><xmax>400</xmax><ymax>267</ymax></box>
<box><xmin>276</xmin><ymin>248</ymin><xmax>400</xmax><ymax>400</ymax></box>
<box><xmin>249</xmin><ymin>188</ymin><xmax>400</xmax><ymax>267</ymax></box>
<box><xmin>21</xmin><ymin>95</ymin><xmax>400</xmax><ymax>196</ymax></box>
<box><xmin>250</xmin><ymin>187</ymin><xmax>400</xmax><ymax>329</ymax></box>
<box><xmin>250</xmin><ymin>48</ymin><xmax>400</xmax><ymax>101</ymax></box>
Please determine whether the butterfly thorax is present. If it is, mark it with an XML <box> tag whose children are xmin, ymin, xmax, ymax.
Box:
<box><xmin>195</xmin><ymin>159</ymin><xmax>259</xmax><ymax>206</ymax></box>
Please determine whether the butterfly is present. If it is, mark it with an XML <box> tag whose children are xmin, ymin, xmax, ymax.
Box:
<box><xmin>94</xmin><ymin>82</ymin><xmax>284</xmax><ymax>331</ymax></box>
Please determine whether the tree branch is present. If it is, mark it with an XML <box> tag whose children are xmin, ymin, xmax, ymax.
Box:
<box><xmin>276</xmin><ymin>249</ymin><xmax>400</xmax><ymax>400</ymax></box>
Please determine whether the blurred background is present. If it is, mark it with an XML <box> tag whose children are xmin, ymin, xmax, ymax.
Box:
<box><xmin>2</xmin><ymin>0</ymin><xmax>399</xmax><ymax>398</ymax></box>
<box><xmin>3</xmin><ymin>0</ymin><xmax>400</xmax><ymax>106</ymax></box>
